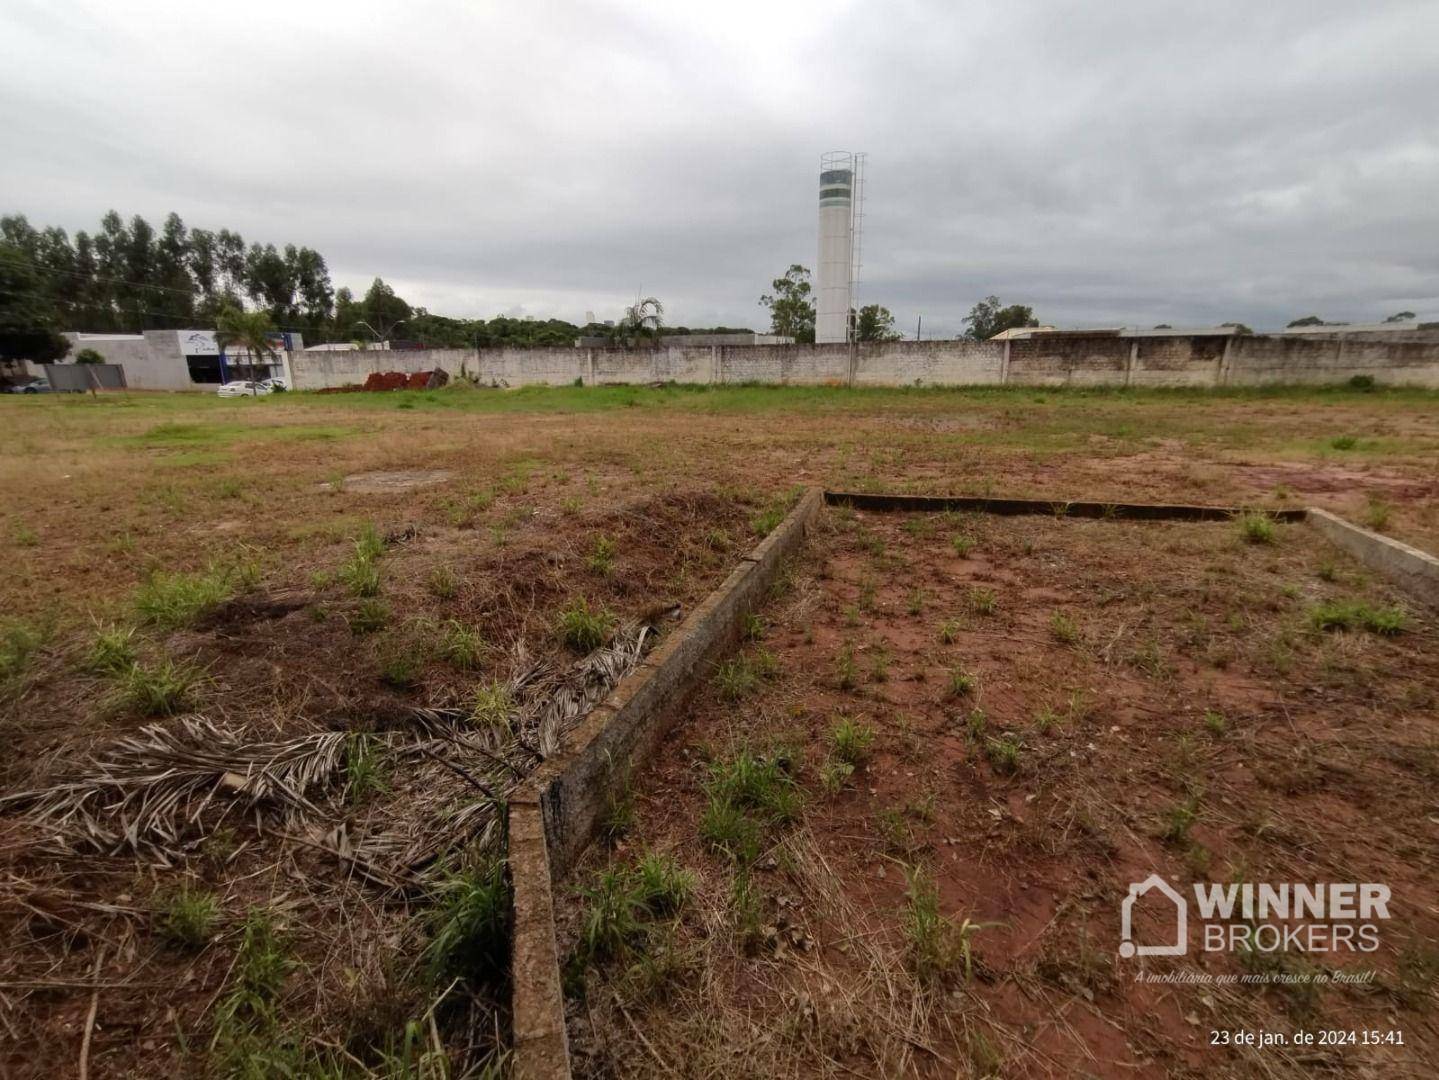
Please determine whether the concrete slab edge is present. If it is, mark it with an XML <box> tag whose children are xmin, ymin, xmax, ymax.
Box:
<box><xmin>1305</xmin><ymin>507</ymin><xmax>1439</xmax><ymax>610</ymax></box>
<box><xmin>824</xmin><ymin>490</ymin><xmax>1308</xmax><ymax>522</ymax></box>
<box><xmin>508</xmin><ymin>486</ymin><xmax>824</xmax><ymax>1080</ymax></box>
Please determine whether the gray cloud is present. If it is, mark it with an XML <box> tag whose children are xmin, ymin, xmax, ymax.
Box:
<box><xmin>3</xmin><ymin>0</ymin><xmax>1437</xmax><ymax>336</ymax></box>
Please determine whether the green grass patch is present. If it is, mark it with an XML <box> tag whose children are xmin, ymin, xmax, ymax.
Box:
<box><xmin>557</xmin><ymin>597</ymin><xmax>614</xmax><ymax>651</ymax></box>
<box><xmin>108</xmin><ymin>657</ymin><xmax>202</xmax><ymax>716</ymax></box>
<box><xmin>1308</xmin><ymin>599</ymin><xmax>1406</xmax><ymax>635</ymax></box>
<box><xmin>156</xmin><ymin>884</ymin><xmax>219</xmax><ymax>950</ymax></box>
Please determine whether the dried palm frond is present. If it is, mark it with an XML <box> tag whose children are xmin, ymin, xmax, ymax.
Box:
<box><xmin>513</xmin><ymin>620</ymin><xmax>652</xmax><ymax>758</ymax></box>
<box><xmin>1</xmin><ymin>716</ymin><xmax>346</xmax><ymax>861</ymax></box>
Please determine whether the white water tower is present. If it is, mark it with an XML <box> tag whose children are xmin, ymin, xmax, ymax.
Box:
<box><xmin>816</xmin><ymin>150</ymin><xmax>866</xmax><ymax>344</ymax></box>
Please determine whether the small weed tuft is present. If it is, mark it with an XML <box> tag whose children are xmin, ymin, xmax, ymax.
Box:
<box><xmin>426</xmin><ymin>565</ymin><xmax>458</xmax><ymax>600</ymax></box>
<box><xmin>156</xmin><ymin>884</ymin><xmax>219</xmax><ymax>950</ymax></box>
<box><xmin>830</xmin><ymin>716</ymin><xmax>875</xmax><ymax>765</ymax></box>
<box><xmin>472</xmin><ymin>681</ymin><xmax>512</xmax><ymax>729</ymax></box>
<box><xmin>437</xmin><ymin>620</ymin><xmax>484</xmax><ymax>670</ymax></box>
<box><xmin>1237</xmin><ymin>511</ymin><xmax>1276</xmax><ymax>545</ymax></box>
<box><xmin>557</xmin><ymin>597</ymin><xmax>614</xmax><ymax>651</ymax></box>
<box><xmin>85</xmin><ymin>625</ymin><xmax>137</xmax><ymax>675</ymax></box>
<box><xmin>1049</xmin><ymin>611</ymin><xmax>1080</xmax><ymax>645</ymax></box>
<box><xmin>967</xmin><ymin>587</ymin><xmax>997</xmax><ymax>616</ymax></box>
<box><xmin>350</xmin><ymin>598</ymin><xmax>390</xmax><ymax>634</ymax></box>
<box><xmin>109</xmin><ymin>657</ymin><xmax>200</xmax><ymax>716</ymax></box>
<box><xmin>948</xmin><ymin>666</ymin><xmax>977</xmax><ymax>697</ymax></box>
<box><xmin>586</xmin><ymin>535</ymin><xmax>617</xmax><ymax>576</ymax></box>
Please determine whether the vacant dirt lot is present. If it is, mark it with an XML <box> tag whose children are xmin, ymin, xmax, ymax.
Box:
<box><xmin>565</xmin><ymin>507</ymin><xmax>1439</xmax><ymax>1078</ymax></box>
<box><xmin>1</xmin><ymin>382</ymin><xmax>1436</xmax><ymax>1077</ymax></box>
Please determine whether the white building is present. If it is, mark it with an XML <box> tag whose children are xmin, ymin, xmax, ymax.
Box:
<box><xmin>62</xmin><ymin>329</ymin><xmax>301</xmax><ymax>390</ymax></box>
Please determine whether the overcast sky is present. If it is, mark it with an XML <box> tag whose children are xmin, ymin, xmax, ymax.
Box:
<box><xmin>4</xmin><ymin>0</ymin><xmax>1437</xmax><ymax>336</ymax></box>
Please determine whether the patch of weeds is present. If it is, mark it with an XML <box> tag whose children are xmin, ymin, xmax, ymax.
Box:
<box><xmin>586</xmin><ymin>534</ymin><xmax>617</xmax><ymax>576</ymax></box>
<box><xmin>345</xmin><ymin>733</ymin><xmax>388</xmax><ymax>802</ymax></box>
<box><xmin>1236</xmin><ymin>511</ymin><xmax>1276</xmax><ymax>545</ymax></box>
<box><xmin>876</xmin><ymin>807</ymin><xmax>914</xmax><ymax>854</ymax></box>
<box><xmin>948</xmin><ymin>666</ymin><xmax>977</xmax><ymax>697</ymax></box>
<box><xmin>85</xmin><ymin>624</ymin><xmax>136</xmax><ymax>676</ymax></box>
<box><xmin>1130</xmin><ymin>636</ymin><xmax>1170</xmax><ymax>678</ymax></box>
<box><xmin>701</xmin><ymin>747</ymin><xmax>801</xmax><ymax>863</ymax></box>
<box><xmin>1308</xmin><ymin>599</ymin><xmax>1406</xmax><ymax>635</ymax></box>
<box><xmin>868</xmin><ymin>646</ymin><xmax>890</xmax><ymax>683</ymax></box>
<box><xmin>819</xmin><ymin>758</ymin><xmax>855</xmax><ymax>796</ymax></box>
<box><xmin>731</xmin><ymin>870</ymin><xmax>765</xmax><ymax>951</ymax></box>
<box><xmin>699</xmin><ymin>797</ymin><xmax>763</xmax><ymax>863</ymax></box>
<box><xmin>1316</xmin><ymin>559</ymin><xmax>1338</xmax><ymax>582</ymax></box>
<box><xmin>156</xmin><ymin>884</ymin><xmax>219</xmax><ymax>950</ymax></box>
<box><xmin>601</xmin><ymin>766</ymin><xmax>635</xmax><ymax>842</ymax></box>
<box><xmin>750</xmin><ymin>497</ymin><xmax>788</xmax><ymax>537</ymax></box>
<box><xmin>714</xmin><ymin>653</ymin><xmax>762</xmax><ymax>699</ymax></box>
<box><xmin>350</xmin><ymin>598</ymin><xmax>390</xmax><ymax>635</ymax></box>
<box><xmin>134</xmin><ymin>569</ymin><xmax>233</xmax><ymax>628</ymax></box>
<box><xmin>830</xmin><ymin>716</ymin><xmax>875</xmax><ymax>765</ymax></box>
<box><xmin>951</xmin><ymin>534</ymin><xmax>974</xmax><ymax>557</ymax></box>
<box><xmin>907</xmin><ymin>588</ymin><xmax>926</xmax><ymax>615</ymax></box>
<box><xmin>1049</xmin><ymin>611</ymin><xmax>1080</xmax><ymax>646</ymax></box>
<box><xmin>436</xmin><ymin>620</ymin><xmax>484</xmax><ymax>670</ymax></box>
<box><xmin>1364</xmin><ymin>496</ymin><xmax>1392</xmax><ymax>532</ymax></box>
<box><xmin>965</xmin><ymin>709</ymin><xmax>987</xmax><ymax>738</ymax></box>
<box><xmin>557</xmin><ymin>597</ymin><xmax>614</xmax><ymax>651</ymax></box>
<box><xmin>426</xmin><ymin>565</ymin><xmax>458</xmax><ymax>600</ymax></box>
<box><xmin>1203</xmin><ymin>709</ymin><xmax>1227</xmax><ymax>736</ymax></box>
<box><xmin>378</xmin><ymin>647</ymin><xmax>422</xmax><ymax>689</ymax></box>
<box><xmin>1160</xmin><ymin>794</ymin><xmax>1200</xmax><ymax>845</ymax></box>
<box><xmin>705</xmin><ymin>527</ymin><xmax>732</xmax><ymax>550</ymax></box>
<box><xmin>1033</xmin><ymin>706</ymin><xmax>1059</xmax><ymax>734</ymax></box>
<box><xmin>985</xmin><ymin>734</ymin><xmax>1021</xmax><ymax>775</ymax></box>
<box><xmin>472</xmin><ymin>681</ymin><xmax>512</xmax><ymax>730</ymax></box>
<box><xmin>423</xmin><ymin>861</ymin><xmax>510</xmax><ymax>987</ymax></box>
<box><xmin>338</xmin><ymin>551</ymin><xmax>381</xmax><ymax>598</ymax></box>
<box><xmin>1329</xmin><ymin>435</ymin><xmax>1357</xmax><ymax>451</ymax></box>
<box><xmin>903</xmin><ymin>865</ymin><xmax>991</xmax><ymax>985</ymax></box>
<box><xmin>836</xmin><ymin>643</ymin><xmax>858</xmax><ymax>690</ymax></box>
<box><xmin>12</xmin><ymin>520</ymin><xmax>38</xmax><ymax>546</ymax></box>
<box><xmin>109</xmin><ymin>657</ymin><xmax>201</xmax><ymax>716</ymax></box>
<box><xmin>741</xmin><ymin>612</ymin><xmax>765</xmax><ymax>641</ymax></box>
<box><xmin>211</xmin><ymin>908</ymin><xmax>295</xmax><ymax>1068</ymax></box>
<box><xmin>938</xmin><ymin>618</ymin><xmax>962</xmax><ymax>644</ymax></box>
<box><xmin>857</xmin><ymin>575</ymin><xmax>877</xmax><ymax>611</ymax></box>
<box><xmin>354</xmin><ymin>522</ymin><xmax>385</xmax><ymax>561</ymax></box>
<box><xmin>967</xmin><ymin>587</ymin><xmax>997</xmax><ymax>616</ymax></box>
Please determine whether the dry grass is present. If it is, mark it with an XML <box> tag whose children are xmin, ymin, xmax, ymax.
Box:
<box><xmin>2</xmin><ymin>384</ymin><xmax>1438</xmax><ymax>1076</ymax></box>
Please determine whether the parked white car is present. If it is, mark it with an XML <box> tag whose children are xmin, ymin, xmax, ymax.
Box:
<box><xmin>216</xmin><ymin>381</ymin><xmax>273</xmax><ymax>397</ymax></box>
<box><xmin>258</xmin><ymin>376</ymin><xmax>289</xmax><ymax>392</ymax></box>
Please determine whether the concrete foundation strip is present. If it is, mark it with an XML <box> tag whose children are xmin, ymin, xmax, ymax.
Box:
<box><xmin>504</xmin><ymin>487</ymin><xmax>1435</xmax><ymax>1079</ymax></box>
<box><xmin>507</xmin><ymin>487</ymin><xmax>825</xmax><ymax>1080</ymax></box>
<box><xmin>828</xmin><ymin>491</ymin><xmax>1436</xmax><ymax>609</ymax></box>
<box><xmin>824</xmin><ymin>490</ymin><xmax>1311</xmax><ymax>522</ymax></box>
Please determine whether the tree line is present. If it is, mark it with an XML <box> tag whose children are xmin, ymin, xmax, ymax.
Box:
<box><xmin>0</xmin><ymin>209</ymin><xmax>754</xmax><ymax>362</ymax></box>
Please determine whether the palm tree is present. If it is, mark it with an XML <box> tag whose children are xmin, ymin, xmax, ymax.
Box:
<box><xmin>617</xmin><ymin>296</ymin><xmax>663</xmax><ymax>345</ymax></box>
<box><xmin>215</xmin><ymin>306</ymin><xmax>279</xmax><ymax>394</ymax></box>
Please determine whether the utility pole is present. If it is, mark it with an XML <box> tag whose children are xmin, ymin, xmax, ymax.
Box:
<box><xmin>916</xmin><ymin>315</ymin><xmax>922</xmax><ymax>341</ymax></box>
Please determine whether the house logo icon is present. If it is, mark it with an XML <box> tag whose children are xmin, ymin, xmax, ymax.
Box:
<box><xmin>1119</xmin><ymin>874</ymin><xmax>1187</xmax><ymax>958</ymax></box>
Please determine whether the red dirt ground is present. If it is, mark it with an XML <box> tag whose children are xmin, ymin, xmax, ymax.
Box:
<box><xmin>564</xmin><ymin>507</ymin><xmax>1439</xmax><ymax>1079</ymax></box>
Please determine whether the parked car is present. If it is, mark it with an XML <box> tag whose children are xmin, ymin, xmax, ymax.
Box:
<box><xmin>258</xmin><ymin>376</ymin><xmax>289</xmax><ymax>392</ymax></box>
<box><xmin>216</xmin><ymin>381</ymin><xmax>273</xmax><ymax>397</ymax></box>
<box><xmin>4</xmin><ymin>378</ymin><xmax>51</xmax><ymax>394</ymax></box>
